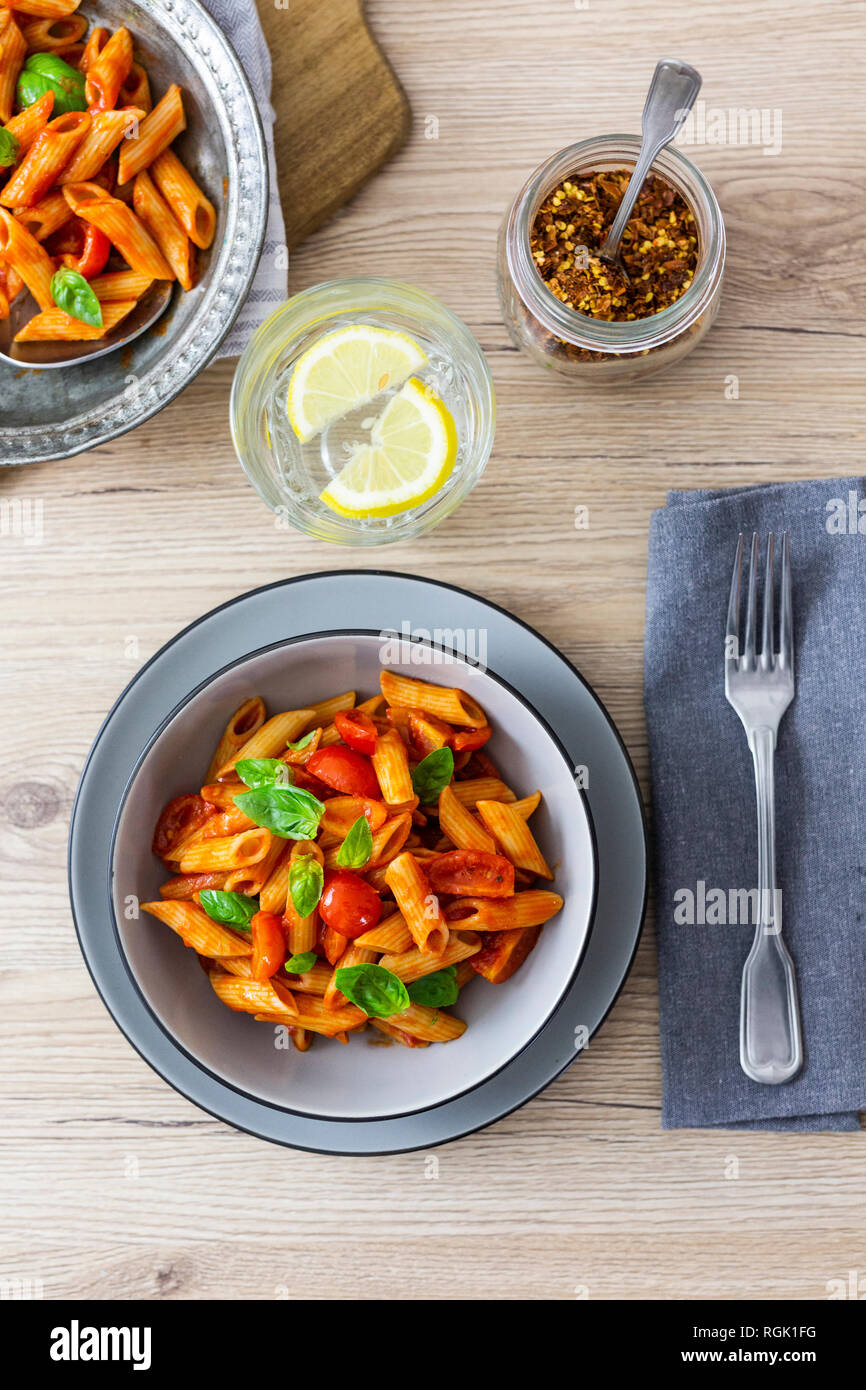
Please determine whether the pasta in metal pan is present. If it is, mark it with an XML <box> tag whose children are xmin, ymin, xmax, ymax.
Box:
<box><xmin>0</xmin><ymin>2</ymin><xmax>215</xmax><ymax>341</ymax></box>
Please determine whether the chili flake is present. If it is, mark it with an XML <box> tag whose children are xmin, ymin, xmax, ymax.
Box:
<box><xmin>530</xmin><ymin>169</ymin><xmax>698</xmax><ymax>320</ymax></box>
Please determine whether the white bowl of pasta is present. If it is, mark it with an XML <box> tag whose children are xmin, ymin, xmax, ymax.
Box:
<box><xmin>110</xmin><ymin>633</ymin><xmax>597</xmax><ymax>1120</ymax></box>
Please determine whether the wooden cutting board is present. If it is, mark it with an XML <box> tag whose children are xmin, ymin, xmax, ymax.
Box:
<box><xmin>256</xmin><ymin>0</ymin><xmax>411</xmax><ymax>249</ymax></box>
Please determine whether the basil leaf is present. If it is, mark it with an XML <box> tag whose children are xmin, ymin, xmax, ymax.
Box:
<box><xmin>288</xmin><ymin>854</ymin><xmax>324</xmax><ymax>919</ymax></box>
<box><xmin>199</xmin><ymin>889</ymin><xmax>258</xmax><ymax>930</ymax></box>
<box><xmin>286</xmin><ymin>731</ymin><xmax>316</xmax><ymax>752</ymax></box>
<box><xmin>50</xmin><ymin>268</ymin><xmax>102</xmax><ymax>328</ymax></box>
<box><xmin>234</xmin><ymin>785</ymin><xmax>324</xmax><ymax>840</ymax></box>
<box><xmin>335</xmin><ymin>963</ymin><xmax>410</xmax><ymax>1018</ymax></box>
<box><xmin>236</xmin><ymin>757</ymin><xmax>291</xmax><ymax>789</ymax></box>
<box><xmin>0</xmin><ymin>129</ymin><xmax>18</xmax><ymax>169</ymax></box>
<box><xmin>285</xmin><ymin>951</ymin><xmax>317</xmax><ymax>975</ymax></box>
<box><xmin>336</xmin><ymin>815</ymin><xmax>373</xmax><ymax>869</ymax></box>
<box><xmin>17</xmin><ymin>53</ymin><xmax>87</xmax><ymax>116</ymax></box>
<box><xmin>407</xmin><ymin>965</ymin><xmax>458</xmax><ymax>1007</ymax></box>
<box><xmin>411</xmin><ymin>746</ymin><xmax>454</xmax><ymax>803</ymax></box>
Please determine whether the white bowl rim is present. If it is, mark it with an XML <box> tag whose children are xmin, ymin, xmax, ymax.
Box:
<box><xmin>108</xmin><ymin>630</ymin><xmax>599</xmax><ymax>1120</ymax></box>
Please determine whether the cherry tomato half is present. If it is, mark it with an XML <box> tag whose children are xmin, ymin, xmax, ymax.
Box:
<box><xmin>427</xmin><ymin>850</ymin><xmax>515</xmax><ymax>899</ymax></box>
<box><xmin>151</xmin><ymin>793</ymin><xmax>215</xmax><ymax>858</ymax></box>
<box><xmin>251</xmin><ymin>910</ymin><xmax>286</xmax><ymax>980</ymax></box>
<box><xmin>307</xmin><ymin>745</ymin><xmax>380</xmax><ymax>799</ymax></box>
<box><xmin>60</xmin><ymin>223</ymin><xmax>111</xmax><ymax>279</ymax></box>
<box><xmin>334</xmin><ymin>708</ymin><xmax>378</xmax><ymax>756</ymax></box>
<box><xmin>318</xmin><ymin>870</ymin><xmax>382</xmax><ymax>939</ymax></box>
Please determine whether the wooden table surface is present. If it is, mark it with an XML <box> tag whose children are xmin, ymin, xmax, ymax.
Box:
<box><xmin>2</xmin><ymin>0</ymin><xmax>864</xmax><ymax>1302</ymax></box>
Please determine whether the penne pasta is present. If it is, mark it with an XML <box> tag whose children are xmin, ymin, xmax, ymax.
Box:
<box><xmin>6</xmin><ymin>0</ymin><xmax>83</xmax><ymax>15</ymax></box>
<box><xmin>158</xmin><ymin>870</ymin><xmax>229</xmax><ymax>901</ymax></box>
<box><xmin>84</xmin><ymin>25</ymin><xmax>133</xmax><ymax>111</ymax></box>
<box><xmin>223</xmin><ymin>833</ymin><xmax>286</xmax><ymax>897</ymax></box>
<box><xmin>20</xmin><ymin>14</ymin><xmax>87</xmax><ymax>51</ymax></box>
<box><xmin>0</xmin><ymin>206</ymin><xmax>56</xmax><ymax>308</ymax></box>
<box><xmin>215</xmin><ymin>708</ymin><xmax>315</xmax><ymax>777</ymax></box>
<box><xmin>53</xmin><ymin>40</ymin><xmax>83</xmax><ymax>67</ymax></box>
<box><xmin>1</xmin><ymin>111</ymin><xmax>91</xmax><ymax>207</ymax></box>
<box><xmin>284</xmin><ymin>959</ymin><xmax>331</xmax><ymax>996</ymax></box>
<box><xmin>89</xmin><ymin>269</ymin><xmax>152</xmax><ymax>302</ymax></box>
<box><xmin>370</xmin><ymin>1018</ymin><xmax>430</xmax><ymax>1048</ymax></box>
<box><xmin>4</xmin><ymin>89</ymin><xmax>55</xmax><ymax>156</ymax></box>
<box><xmin>302</xmin><ymin>690</ymin><xmax>356</xmax><ymax>727</ymax></box>
<box><xmin>437</xmin><ymin>783</ymin><xmax>496</xmax><ymax>853</ymax></box>
<box><xmin>476</xmin><ymin>800</ymin><xmax>554</xmax><ymax>879</ymax></box>
<box><xmin>386</xmin><ymin>1003</ymin><xmax>466</xmax><ymax>1043</ymax></box>
<box><xmin>367</xmin><ymin>811</ymin><xmax>413</xmax><ymax>870</ymax></box>
<box><xmin>210</xmin><ymin>973</ymin><xmax>300</xmax><ymax>1022</ymax></box>
<box><xmin>204</xmin><ymin>696</ymin><xmax>266</xmax><ymax>782</ymax></box>
<box><xmin>378</xmin><ymin>931</ymin><xmax>480</xmax><ymax>984</ymax></box>
<box><xmin>450</xmin><ymin>776</ymin><xmax>516</xmax><ymax>808</ymax></box>
<box><xmin>445</xmin><ymin>890</ymin><xmax>564</xmax><ymax>931</ymax></box>
<box><xmin>199</xmin><ymin>776</ymin><xmax>243</xmax><ymax>810</ymax></box>
<box><xmin>131</xmin><ymin>168</ymin><xmax>194</xmax><ymax>287</ymax></box>
<box><xmin>384</xmin><ymin>851</ymin><xmax>449</xmax><ymax>955</ymax></box>
<box><xmin>354</xmin><ymin>910</ymin><xmax>414</xmax><ymax>954</ymax></box>
<box><xmin>0</xmin><ymin>10</ymin><xmax>26</xmax><ymax>125</ymax></box>
<box><xmin>118</xmin><ymin>61</ymin><xmax>151</xmax><ymax>113</ymax></box>
<box><xmin>380</xmin><ymin>670</ymin><xmax>488</xmax><ymax>727</ymax></box>
<box><xmin>250</xmin><ymin>993</ymin><xmax>365</xmax><ymax>1038</ymax></box>
<box><xmin>14</xmin><ymin>297</ymin><xmax>137</xmax><ymax>341</ymax></box>
<box><xmin>149</xmin><ymin>147</ymin><xmax>216</xmax><ymax>249</ymax></box>
<box><xmin>0</xmin><ymin>262</ymin><xmax>23</xmax><ymax>317</ymax></box>
<box><xmin>511</xmin><ymin>791</ymin><xmax>543</xmax><ymax>819</ymax></box>
<box><xmin>320</xmin><ymin>795</ymin><xmax>387</xmax><ymax>842</ymax></box>
<box><xmin>179</xmin><ymin>827</ymin><xmax>271</xmax><ymax>874</ymax></box>
<box><xmin>141</xmin><ymin>900</ymin><xmax>252</xmax><ymax>958</ymax></box>
<box><xmin>118</xmin><ymin>82</ymin><xmax>185</xmax><ymax>184</ymax></box>
<box><xmin>258</xmin><ymin>842</ymin><xmax>292</xmax><ymax>915</ymax></box>
<box><xmin>61</xmin><ymin>105</ymin><xmax>144</xmax><ymax>184</ymax></box>
<box><xmin>62</xmin><ymin>180</ymin><xmax>174</xmax><ymax>278</ymax></box>
<box><xmin>372</xmin><ymin>728</ymin><xmax>414</xmax><ymax>805</ymax></box>
<box><xmin>78</xmin><ymin>24</ymin><xmax>108</xmax><ymax>72</ymax></box>
<box><xmin>13</xmin><ymin>189</ymin><xmax>72</xmax><ymax>240</ymax></box>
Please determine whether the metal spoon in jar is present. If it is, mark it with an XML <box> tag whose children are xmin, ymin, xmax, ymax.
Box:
<box><xmin>598</xmin><ymin>58</ymin><xmax>702</xmax><ymax>278</ymax></box>
<box><xmin>0</xmin><ymin>280</ymin><xmax>173</xmax><ymax>369</ymax></box>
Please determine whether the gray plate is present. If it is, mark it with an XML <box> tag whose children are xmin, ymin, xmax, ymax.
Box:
<box><xmin>68</xmin><ymin>572</ymin><xmax>648</xmax><ymax>1154</ymax></box>
<box><xmin>0</xmin><ymin>0</ymin><xmax>268</xmax><ymax>466</ymax></box>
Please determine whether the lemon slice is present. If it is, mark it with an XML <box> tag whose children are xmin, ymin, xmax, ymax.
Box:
<box><xmin>287</xmin><ymin>324</ymin><xmax>427</xmax><ymax>442</ymax></box>
<box><xmin>320</xmin><ymin>377</ymin><xmax>458</xmax><ymax>518</ymax></box>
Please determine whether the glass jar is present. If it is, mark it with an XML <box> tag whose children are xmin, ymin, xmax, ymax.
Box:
<box><xmin>230</xmin><ymin>278</ymin><xmax>495</xmax><ymax>546</ymax></box>
<box><xmin>497</xmin><ymin>135</ymin><xmax>726</xmax><ymax>383</ymax></box>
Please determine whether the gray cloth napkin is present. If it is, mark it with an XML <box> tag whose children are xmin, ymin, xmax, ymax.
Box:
<box><xmin>202</xmin><ymin>0</ymin><xmax>287</xmax><ymax>355</ymax></box>
<box><xmin>644</xmin><ymin>478</ymin><xmax>866</xmax><ymax>1130</ymax></box>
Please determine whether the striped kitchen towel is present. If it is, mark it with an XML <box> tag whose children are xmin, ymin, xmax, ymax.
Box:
<box><xmin>203</xmin><ymin>0</ymin><xmax>287</xmax><ymax>355</ymax></box>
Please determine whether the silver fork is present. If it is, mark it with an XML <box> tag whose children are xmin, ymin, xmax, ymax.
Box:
<box><xmin>725</xmin><ymin>532</ymin><xmax>802</xmax><ymax>1084</ymax></box>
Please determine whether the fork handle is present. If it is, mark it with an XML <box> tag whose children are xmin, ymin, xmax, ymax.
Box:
<box><xmin>740</xmin><ymin>726</ymin><xmax>803</xmax><ymax>1084</ymax></box>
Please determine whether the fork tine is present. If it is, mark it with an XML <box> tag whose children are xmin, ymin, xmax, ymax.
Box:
<box><xmin>726</xmin><ymin>532</ymin><xmax>743</xmax><ymax>661</ymax></box>
<box><xmin>743</xmin><ymin>532</ymin><xmax>759</xmax><ymax>665</ymax></box>
<box><xmin>761</xmin><ymin>533</ymin><xmax>775</xmax><ymax>668</ymax></box>
<box><xmin>779</xmin><ymin>531</ymin><xmax>793</xmax><ymax>670</ymax></box>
